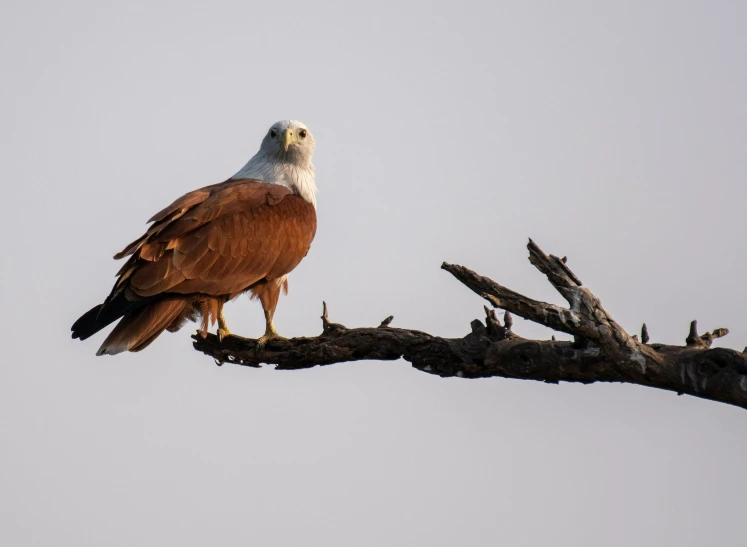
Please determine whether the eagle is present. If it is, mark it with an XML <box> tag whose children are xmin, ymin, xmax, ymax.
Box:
<box><xmin>71</xmin><ymin>120</ymin><xmax>318</xmax><ymax>355</ymax></box>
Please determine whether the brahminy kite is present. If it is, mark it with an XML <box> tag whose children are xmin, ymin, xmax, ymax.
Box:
<box><xmin>72</xmin><ymin>120</ymin><xmax>317</xmax><ymax>355</ymax></box>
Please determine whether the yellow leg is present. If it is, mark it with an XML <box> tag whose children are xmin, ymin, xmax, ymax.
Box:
<box><xmin>217</xmin><ymin>308</ymin><xmax>231</xmax><ymax>342</ymax></box>
<box><xmin>256</xmin><ymin>310</ymin><xmax>287</xmax><ymax>348</ymax></box>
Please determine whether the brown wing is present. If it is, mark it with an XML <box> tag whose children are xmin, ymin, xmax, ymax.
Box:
<box><xmin>109</xmin><ymin>179</ymin><xmax>316</xmax><ymax>303</ymax></box>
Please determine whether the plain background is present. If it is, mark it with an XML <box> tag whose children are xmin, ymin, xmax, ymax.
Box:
<box><xmin>2</xmin><ymin>1</ymin><xmax>746</xmax><ymax>545</ymax></box>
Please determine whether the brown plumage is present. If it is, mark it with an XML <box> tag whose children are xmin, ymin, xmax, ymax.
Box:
<box><xmin>71</xmin><ymin>178</ymin><xmax>316</xmax><ymax>355</ymax></box>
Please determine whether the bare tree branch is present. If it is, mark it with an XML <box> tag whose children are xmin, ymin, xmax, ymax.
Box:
<box><xmin>192</xmin><ymin>240</ymin><xmax>747</xmax><ymax>410</ymax></box>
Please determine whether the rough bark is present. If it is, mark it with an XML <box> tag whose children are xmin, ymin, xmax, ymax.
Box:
<box><xmin>192</xmin><ymin>240</ymin><xmax>747</xmax><ymax>410</ymax></box>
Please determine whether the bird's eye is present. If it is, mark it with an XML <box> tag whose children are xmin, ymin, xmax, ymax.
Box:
<box><xmin>270</xmin><ymin>130</ymin><xmax>277</xmax><ymax>138</ymax></box>
<box><xmin>299</xmin><ymin>129</ymin><xmax>307</xmax><ymax>139</ymax></box>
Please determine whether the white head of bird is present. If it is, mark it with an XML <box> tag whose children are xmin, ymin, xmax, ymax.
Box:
<box><xmin>232</xmin><ymin>120</ymin><xmax>317</xmax><ymax>206</ymax></box>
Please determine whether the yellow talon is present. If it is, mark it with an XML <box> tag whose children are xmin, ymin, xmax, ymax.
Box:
<box><xmin>256</xmin><ymin>331</ymin><xmax>288</xmax><ymax>346</ymax></box>
<box><xmin>255</xmin><ymin>318</ymin><xmax>287</xmax><ymax>353</ymax></box>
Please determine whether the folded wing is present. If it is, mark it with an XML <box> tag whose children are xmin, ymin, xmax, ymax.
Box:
<box><xmin>107</xmin><ymin>178</ymin><xmax>317</xmax><ymax>307</ymax></box>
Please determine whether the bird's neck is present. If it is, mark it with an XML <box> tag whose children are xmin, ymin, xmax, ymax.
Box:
<box><xmin>232</xmin><ymin>156</ymin><xmax>317</xmax><ymax>207</ymax></box>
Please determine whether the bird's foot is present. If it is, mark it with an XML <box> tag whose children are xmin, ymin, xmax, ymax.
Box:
<box><xmin>254</xmin><ymin>331</ymin><xmax>288</xmax><ymax>355</ymax></box>
<box><xmin>217</xmin><ymin>327</ymin><xmax>232</xmax><ymax>342</ymax></box>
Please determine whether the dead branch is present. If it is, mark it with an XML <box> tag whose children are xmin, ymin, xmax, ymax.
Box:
<box><xmin>192</xmin><ymin>240</ymin><xmax>747</xmax><ymax>410</ymax></box>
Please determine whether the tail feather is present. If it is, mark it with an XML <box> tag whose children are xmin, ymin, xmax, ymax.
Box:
<box><xmin>71</xmin><ymin>304</ymin><xmax>106</xmax><ymax>341</ymax></box>
<box><xmin>71</xmin><ymin>293</ymin><xmax>148</xmax><ymax>341</ymax></box>
<box><xmin>96</xmin><ymin>299</ymin><xmax>189</xmax><ymax>356</ymax></box>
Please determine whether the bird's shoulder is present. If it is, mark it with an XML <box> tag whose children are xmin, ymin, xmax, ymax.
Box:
<box><xmin>147</xmin><ymin>178</ymin><xmax>293</xmax><ymax>224</ymax></box>
<box><xmin>114</xmin><ymin>179</ymin><xmax>304</xmax><ymax>260</ymax></box>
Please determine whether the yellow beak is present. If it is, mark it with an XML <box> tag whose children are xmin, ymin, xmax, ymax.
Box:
<box><xmin>282</xmin><ymin>128</ymin><xmax>297</xmax><ymax>151</ymax></box>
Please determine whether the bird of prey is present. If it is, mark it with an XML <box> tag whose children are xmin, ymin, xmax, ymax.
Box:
<box><xmin>71</xmin><ymin>120</ymin><xmax>317</xmax><ymax>355</ymax></box>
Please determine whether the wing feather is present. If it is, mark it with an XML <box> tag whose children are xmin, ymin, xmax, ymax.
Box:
<box><xmin>105</xmin><ymin>179</ymin><xmax>316</xmax><ymax>307</ymax></box>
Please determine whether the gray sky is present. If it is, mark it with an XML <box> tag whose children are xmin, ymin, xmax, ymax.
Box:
<box><xmin>2</xmin><ymin>1</ymin><xmax>746</xmax><ymax>545</ymax></box>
